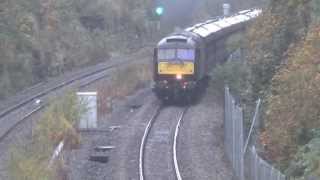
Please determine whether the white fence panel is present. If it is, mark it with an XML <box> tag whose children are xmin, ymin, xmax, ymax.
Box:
<box><xmin>224</xmin><ymin>87</ymin><xmax>244</xmax><ymax>180</ymax></box>
<box><xmin>224</xmin><ymin>87</ymin><xmax>286</xmax><ymax>180</ymax></box>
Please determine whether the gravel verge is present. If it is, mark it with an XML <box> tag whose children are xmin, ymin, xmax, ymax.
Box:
<box><xmin>0</xmin><ymin>107</ymin><xmax>44</xmax><ymax>179</ymax></box>
<box><xmin>178</xmin><ymin>90</ymin><xmax>234</xmax><ymax>180</ymax></box>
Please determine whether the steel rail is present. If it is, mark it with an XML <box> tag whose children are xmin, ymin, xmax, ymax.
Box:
<box><xmin>139</xmin><ymin>105</ymin><xmax>162</xmax><ymax>180</ymax></box>
<box><xmin>139</xmin><ymin>106</ymin><xmax>188</xmax><ymax>180</ymax></box>
<box><xmin>173</xmin><ymin>107</ymin><xmax>188</xmax><ymax>180</ymax></box>
<box><xmin>0</xmin><ymin>105</ymin><xmax>44</xmax><ymax>143</ymax></box>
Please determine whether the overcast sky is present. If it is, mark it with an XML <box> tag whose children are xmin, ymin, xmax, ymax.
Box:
<box><xmin>160</xmin><ymin>0</ymin><xmax>200</xmax><ymax>30</ymax></box>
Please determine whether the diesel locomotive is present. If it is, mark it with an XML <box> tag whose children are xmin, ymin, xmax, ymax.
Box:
<box><xmin>152</xmin><ymin>9</ymin><xmax>261</xmax><ymax>101</ymax></box>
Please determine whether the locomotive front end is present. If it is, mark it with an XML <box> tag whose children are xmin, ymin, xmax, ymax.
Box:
<box><xmin>153</xmin><ymin>35</ymin><xmax>198</xmax><ymax>101</ymax></box>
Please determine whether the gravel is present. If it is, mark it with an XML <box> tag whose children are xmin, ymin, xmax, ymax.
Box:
<box><xmin>178</xmin><ymin>90</ymin><xmax>234</xmax><ymax>180</ymax></box>
<box><xmin>0</xmin><ymin>108</ymin><xmax>44</xmax><ymax>179</ymax></box>
<box><xmin>67</xmin><ymin>89</ymin><xmax>160</xmax><ymax>180</ymax></box>
<box><xmin>144</xmin><ymin>106</ymin><xmax>183</xmax><ymax>180</ymax></box>
<box><xmin>67</xmin><ymin>88</ymin><xmax>234</xmax><ymax>180</ymax></box>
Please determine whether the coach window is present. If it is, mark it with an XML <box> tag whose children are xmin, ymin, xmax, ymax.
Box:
<box><xmin>158</xmin><ymin>49</ymin><xmax>175</xmax><ymax>60</ymax></box>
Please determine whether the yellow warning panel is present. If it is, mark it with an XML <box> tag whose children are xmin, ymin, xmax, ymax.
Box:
<box><xmin>158</xmin><ymin>62</ymin><xmax>194</xmax><ymax>75</ymax></box>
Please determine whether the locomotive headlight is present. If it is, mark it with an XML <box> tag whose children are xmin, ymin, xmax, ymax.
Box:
<box><xmin>176</xmin><ymin>74</ymin><xmax>182</xmax><ymax>80</ymax></box>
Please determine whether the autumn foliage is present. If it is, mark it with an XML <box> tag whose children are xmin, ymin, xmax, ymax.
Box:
<box><xmin>247</xmin><ymin>0</ymin><xmax>310</xmax><ymax>99</ymax></box>
<box><xmin>98</xmin><ymin>62</ymin><xmax>152</xmax><ymax>115</ymax></box>
<box><xmin>261</xmin><ymin>26</ymin><xmax>320</xmax><ymax>168</ymax></box>
<box><xmin>8</xmin><ymin>92</ymin><xmax>84</xmax><ymax>180</ymax></box>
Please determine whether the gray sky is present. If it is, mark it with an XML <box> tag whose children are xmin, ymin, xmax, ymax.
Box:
<box><xmin>160</xmin><ymin>0</ymin><xmax>200</xmax><ymax>30</ymax></box>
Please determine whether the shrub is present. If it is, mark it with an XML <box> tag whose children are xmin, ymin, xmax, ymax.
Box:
<box><xmin>211</xmin><ymin>59</ymin><xmax>250</xmax><ymax>98</ymax></box>
<box><xmin>210</xmin><ymin>58</ymin><xmax>258</xmax><ymax>127</ymax></box>
<box><xmin>286</xmin><ymin>134</ymin><xmax>320</xmax><ymax>178</ymax></box>
<box><xmin>8</xmin><ymin>146</ymin><xmax>54</xmax><ymax>180</ymax></box>
<box><xmin>33</xmin><ymin>92</ymin><xmax>83</xmax><ymax>147</ymax></box>
<box><xmin>98</xmin><ymin>62</ymin><xmax>152</xmax><ymax>115</ymax></box>
<box><xmin>8</xmin><ymin>92</ymin><xmax>85</xmax><ymax>179</ymax></box>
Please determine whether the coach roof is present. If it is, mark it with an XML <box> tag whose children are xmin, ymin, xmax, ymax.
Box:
<box><xmin>186</xmin><ymin>9</ymin><xmax>262</xmax><ymax>38</ymax></box>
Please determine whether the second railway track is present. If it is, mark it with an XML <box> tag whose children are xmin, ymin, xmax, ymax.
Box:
<box><xmin>139</xmin><ymin>105</ymin><xmax>188</xmax><ymax>180</ymax></box>
<box><xmin>0</xmin><ymin>59</ymin><xmax>136</xmax><ymax>143</ymax></box>
<box><xmin>0</xmin><ymin>61</ymin><xmax>123</xmax><ymax>119</ymax></box>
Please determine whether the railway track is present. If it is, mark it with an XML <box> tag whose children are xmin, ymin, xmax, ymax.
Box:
<box><xmin>139</xmin><ymin>105</ymin><xmax>188</xmax><ymax>180</ymax></box>
<box><xmin>0</xmin><ymin>60</ymin><xmax>130</xmax><ymax>143</ymax></box>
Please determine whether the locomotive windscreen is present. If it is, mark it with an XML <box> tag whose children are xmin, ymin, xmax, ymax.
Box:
<box><xmin>157</xmin><ymin>49</ymin><xmax>195</xmax><ymax>61</ymax></box>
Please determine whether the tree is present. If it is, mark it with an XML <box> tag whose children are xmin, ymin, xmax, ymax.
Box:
<box><xmin>247</xmin><ymin>0</ymin><xmax>311</xmax><ymax>99</ymax></box>
<box><xmin>261</xmin><ymin>26</ymin><xmax>320</xmax><ymax>170</ymax></box>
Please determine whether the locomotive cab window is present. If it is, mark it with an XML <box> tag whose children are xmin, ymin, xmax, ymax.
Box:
<box><xmin>177</xmin><ymin>49</ymin><xmax>195</xmax><ymax>60</ymax></box>
<box><xmin>158</xmin><ymin>49</ymin><xmax>175</xmax><ymax>60</ymax></box>
<box><xmin>157</xmin><ymin>49</ymin><xmax>195</xmax><ymax>61</ymax></box>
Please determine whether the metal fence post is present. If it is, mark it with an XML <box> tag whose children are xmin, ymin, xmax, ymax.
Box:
<box><xmin>250</xmin><ymin>147</ymin><xmax>254</xmax><ymax>180</ymax></box>
<box><xmin>232</xmin><ymin>99</ymin><xmax>236</xmax><ymax>171</ymax></box>
<box><xmin>225</xmin><ymin>87</ymin><xmax>231</xmax><ymax>161</ymax></box>
<box><xmin>239</xmin><ymin>106</ymin><xmax>244</xmax><ymax>180</ymax></box>
<box><xmin>253</xmin><ymin>147</ymin><xmax>258</xmax><ymax>180</ymax></box>
<box><xmin>235</xmin><ymin>105</ymin><xmax>239</xmax><ymax>177</ymax></box>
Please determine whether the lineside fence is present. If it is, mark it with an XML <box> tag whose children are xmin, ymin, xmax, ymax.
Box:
<box><xmin>224</xmin><ymin>86</ymin><xmax>286</xmax><ymax>180</ymax></box>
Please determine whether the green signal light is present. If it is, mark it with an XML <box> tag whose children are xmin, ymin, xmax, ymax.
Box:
<box><xmin>155</xmin><ymin>6</ymin><xmax>164</xmax><ymax>16</ymax></box>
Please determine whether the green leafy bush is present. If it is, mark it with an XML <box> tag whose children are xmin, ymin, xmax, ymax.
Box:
<box><xmin>210</xmin><ymin>58</ymin><xmax>258</xmax><ymax>127</ymax></box>
<box><xmin>211</xmin><ymin>60</ymin><xmax>250</xmax><ymax>98</ymax></box>
<box><xmin>286</xmin><ymin>134</ymin><xmax>320</xmax><ymax>179</ymax></box>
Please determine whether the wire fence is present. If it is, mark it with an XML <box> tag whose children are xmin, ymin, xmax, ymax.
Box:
<box><xmin>248</xmin><ymin>146</ymin><xmax>286</xmax><ymax>180</ymax></box>
<box><xmin>224</xmin><ymin>86</ymin><xmax>286</xmax><ymax>180</ymax></box>
<box><xmin>224</xmin><ymin>86</ymin><xmax>244</xmax><ymax>180</ymax></box>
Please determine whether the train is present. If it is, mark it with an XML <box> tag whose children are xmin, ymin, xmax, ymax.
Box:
<box><xmin>152</xmin><ymin>9</ymin><xmax>261</xmax><ymax>102</ymax></box>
